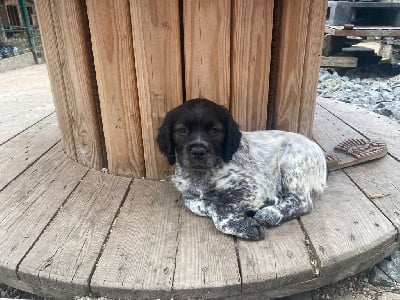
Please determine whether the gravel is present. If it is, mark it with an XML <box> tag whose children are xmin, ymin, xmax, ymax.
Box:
<box><xmin>0</xmin><ymin>283</ymin><xmax>44</xmax><ymax>299</ymax></box>
<box><xmin>317</xmin><ymin>68</ymin><xmax>400</xmax><ymax>124</ymax></box>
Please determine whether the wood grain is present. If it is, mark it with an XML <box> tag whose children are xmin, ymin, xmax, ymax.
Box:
<box><xmin>18</xmin><ymin>170</ymin><xmax>131</xmax><ymax>298</ymax></box>
<box><xmin>173</xmin><ymin>206</ymin><xmax>241</xmax><ymax>299</ymax></box>
<box><xmin>50</xmin><ymin>0</ymin><xmax>105</xmax><ymax>170</ymax></box>
<box><xmin>325</xmin><ymin>26</ymin><xmax>400</xmax><ymax>37</ymax></box>
<box><xmin>320</xmin><ymin>56</ymin><xmax>358</xmax><ymax>68</ymax></box>
<box><xmin>230</xmin><ymin>0</ymin><xmax>274</xmax><ymax>131</ymax></box>
<box><xmin>35</xmin><ymin>0</ymin><xmax>76</xmax><ymax>160</ymax></box>
<box><xmin>344</xmin><ymin>157</ymin><xmax>400</xmax><ymax>231</ymax></box>
<box><xmin>90</xmin><ymin>180</ymin><xmax>181</xmax><ymax>299</ymax></box>
<box><xmin>314</xmin><ymin>104</ymin><xmax>400</xmax><ymax>231</ymax></box>
<box><xmin>298</xmin><ymin>0</ymin><xmax>328</xmax><ymax>137</ymax></box>
<box><xmin>86</xmin><ymin>0</ymin><xmax>145</xmax><ymax>177</ymax></box>
<box><xmin>0</xmin><ymin>114</ymin><xmax>59</xmax><ymax>191</ymax></box>
<box><xmin>130</xmin><ymin>0</ymin><xmax>183</xmax><ymax>179</ymax></box>
<box><xmin>301</xmin><ymin>171</ymin><xmax>396</xmax><ymax>279</ymax></box>
<box><xmin>268</xmin><ymin>0</ymin><xmax>311</xmax><ymax>132</ymax></box>
<box><xmin>0</xmin><ymin>145</ymin><xmax>87</xmax><ymax>291</ymax></box>
<box><xmin>184</xmin><ymin>0</ymin><xmax>231</xmax><ymax>107</ymax></box>
<box><xmin>317</xmin><ymin>97</ymin><xmax>400</xmax><ymax>161</ymax></box>
<box><xmin>238</xmin><ymin>220</ymin><xmax>314</xmax><ymax>294</ymax></box>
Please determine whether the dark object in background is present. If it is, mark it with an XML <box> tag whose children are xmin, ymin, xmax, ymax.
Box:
<box><xmin>0</xmin><ymin>40</ymin><xmax>23</xmax><ymax>59</ymax></box>
<box><xmin>327</xmin><ymin>1</ymin><xmax>400</xmax><ymax>27</ymax></box>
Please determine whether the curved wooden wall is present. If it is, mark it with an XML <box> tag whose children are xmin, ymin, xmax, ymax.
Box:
<box><xmin>35</xmin><ymin>0</ymin><xmax>327</xmax><ymax>180</ymax></box>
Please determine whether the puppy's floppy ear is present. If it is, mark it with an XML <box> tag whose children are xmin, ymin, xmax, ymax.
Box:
<box><xmin>156</xmin><ymin>114</ymin><xmax>176</xmax><ymax>165</ymax></box>
<box><xmin>222</xmin><ymin>114</ymin><xmax>242</xmax><ymax>162</ymax></box>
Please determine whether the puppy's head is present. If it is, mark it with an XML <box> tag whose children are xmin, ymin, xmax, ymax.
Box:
<box><xmin>156</xmin><ymin>99</ymin><xmax>242</xmax><ymax>170</ymax></box>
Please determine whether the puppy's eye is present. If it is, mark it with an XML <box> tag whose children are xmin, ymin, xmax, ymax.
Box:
<box><xmin>210</xmin><ymin>127</ymin><xmax>221</xmax><ymax>136</ymax></box>
<box><xmin>177</xmin><ymin>127</ymin><xmax>188</xmax><ymax>136</ymax></box>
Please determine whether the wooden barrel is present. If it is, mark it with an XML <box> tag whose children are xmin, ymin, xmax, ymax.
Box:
<box><xmin>35</xmin><ymin>0</ymin><xmax>327</xmax><ymax>180</ymax></box>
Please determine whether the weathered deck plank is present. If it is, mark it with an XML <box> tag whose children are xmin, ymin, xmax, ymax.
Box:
<box><xmin>238</xmin><ymin>220</ymin><xmax>314</xmax><ymax>295</ymax></box>
<box><xmin>173</xmin><ymin>206</ymin><xmax>241</xmax><ymax>299</ymax></box>
<box><xmin>301</xmin><ymin>170</ymin><xmax>397</xmax><ymax>281</ymax></box>
<box><xmin>90</xmin><ymin>180</ymin><xmax>181</xmax><ymax>299</ymax></box>
<box><xmin>0</xmin><ymin>145</ymin><xmax>87</xmax><ymax>293</ymax></box>
<box><xmin>18</xmin><ymin>170</ymin><xmax>131</xmax><ymax>298</ymax></box>
<box><xmin>314</xmin><ymin>104</ymin><xmax>400</xmax><ymax>232</ymax></box>
<box><xmin>0</xmin><ymin>114</ymin><xmax>59</xmax><ymax>191</ymax></box>
<box><xmin>317</xmin><ymin>97</ymin><xmax>400</xmax><ymax>161</ymax></box>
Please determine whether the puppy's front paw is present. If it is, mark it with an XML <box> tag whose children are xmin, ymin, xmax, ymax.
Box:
<box><xmin>227</xmin><ymin>218</ymin><xmax>265</xmax><ymax>241</ymax></box>
<box><xmin>254</xmin><ymin>206</ymin><xmax>283</xmax><ymax>227</ymax></box>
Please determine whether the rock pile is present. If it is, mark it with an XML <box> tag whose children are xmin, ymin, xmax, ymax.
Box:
<box><xmin>318</xmin><ymin>69</ymin><xmax>400</xmax><ymax>123</ymax></box>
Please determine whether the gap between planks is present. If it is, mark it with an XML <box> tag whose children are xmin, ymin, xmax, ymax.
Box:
<box><xmin>15</xmin><ymin>167</ymin><xmax>90</xmax><ymax>281</ymax></box>
<box><xmin>86</xmin><ymin>179</ymin><xmax>134</xmax><ymax>295</ymax></box>
<box><xmin>0</xmin><ymin>111</ymin><xmax>55</xmax><ymax>147</ymax></box>
<box><xmin>314</xmin><ymin>102</ymin><xmax>400</xmax><ymax>236</ymax></box>
<box><xmin>0</xmin><ymin>113</ymin><xmax>60</xmax><ymax>192</ymax></box>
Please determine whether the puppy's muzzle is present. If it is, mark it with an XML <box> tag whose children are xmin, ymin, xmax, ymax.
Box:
<box><xmin>190</xmin><ymin>145</ymin><xmax>208</xmax><ymax>159</ymax></box>
<box><xmin>186</xmin><ymin>142</ymin><xmax>211</xmax><ymax>168</ymax></box>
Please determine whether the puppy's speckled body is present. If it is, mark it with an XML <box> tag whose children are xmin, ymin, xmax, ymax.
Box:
<box><xmin>157</xmin><ymin>99</ymin><xmax>326</xmax><ymax>240</ymax></box>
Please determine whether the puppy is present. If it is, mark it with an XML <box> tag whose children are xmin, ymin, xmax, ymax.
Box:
<box><xmin>157</xmin><ymin>99</ymin><xmax>326</xmax><ymax>240</ymax></box>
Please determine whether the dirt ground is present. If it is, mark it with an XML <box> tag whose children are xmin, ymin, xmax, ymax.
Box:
<box><xmin>0</xmin><ymin>63</ymin><xmax>54</xmax><ymax>144</ymax></box>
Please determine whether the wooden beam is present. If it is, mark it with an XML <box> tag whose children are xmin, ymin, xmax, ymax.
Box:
<box><xmin>184</xmin><ymin>0</ymin><xmax>231</xmax><ymax>107</ymax></box>
<box><xmin>230</xmin><ymin>0</ymin><xmax>274</xmax><ymax>131</ymax></box>
<box><xmin>298</xmin><ymin>0</ymin><xmax>328</xmax><ymax>137</ymax></box>
<box><xmin>268</xmin><ymin>0</ymin><xmax>311</xmax><ymax>132</ymax></box>
<box><xmin>35</xmin><ymin>0</ymin><xmax>76</xmax><ymax>160</ymax></box>
<box><xmin>86</xmin><ymin>0</ymin><xmax>145</xmax><ymax>177</ymax></box>
<box><xmin>50</xmin><ymin>0</ymin><xmax>106</xmax><ymax>169</ymax></box>
<box><xmin>325</xmin><ymin>26</ymin><xmax>400</xmax><ymax>37</ymax></box>
<box><xmin>320</xmin><ymin>56</ymin><xmax>358</xmax><ymax>68</ymax></box>
<box><xmin>130</xmin><ymin>0</ymin><xmax>183</xmax><ymax>180</ymax></box>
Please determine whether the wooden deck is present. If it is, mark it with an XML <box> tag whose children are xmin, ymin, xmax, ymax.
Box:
<box><xmin>1</xmin><ymin>96</ymin><xmax>400</xmax><ymax>299</ymax></box>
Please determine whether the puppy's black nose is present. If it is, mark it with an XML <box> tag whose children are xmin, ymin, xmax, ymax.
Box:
<box><xmin>190</xmin><ymin>146</ymin><xmax>207</xmax><ymax>160</ymax></box>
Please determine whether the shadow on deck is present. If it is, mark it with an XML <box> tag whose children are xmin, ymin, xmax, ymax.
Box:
<box><xmin>0</xmin><ymin>97</ymin><xmax>399</xmax><ymax>299</ymax></box>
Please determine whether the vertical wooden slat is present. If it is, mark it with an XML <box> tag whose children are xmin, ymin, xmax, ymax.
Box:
<box><xmin>50</xmin><ymin>0</ymin><xmax>105</xmax><ymax>169</ymax></box>
<box><xmin>130</xmin><ymin>0</ymin><xmax>183</xmax><ymax>179</ymax></box>
<box><xmin>298</xmin><ymin>0</ymin><xmax>328</xmax><ymax>138</ymax></box>
<box><xmin>184</xmin><ymin>0</ymin><xmax>231</xmax><ymax>107</ymax></box>
<box><xmin>231</xmin><ymin>0</ymin><xmax>274</xmax><ymax>131</ymax></box>
<box><xmin>35</xmin><ymin>0</ymin><xmax>76</xmax><ymax>160</ymax></box>
<box><xmin>86</xmin><ymin>0</ymin><xmax>145</xmax><ymax>177</ymax></box>
<box><xmin>268</xmin><ymin>0</ymin><xmax>311</xmax><ymax>133</ymax></box>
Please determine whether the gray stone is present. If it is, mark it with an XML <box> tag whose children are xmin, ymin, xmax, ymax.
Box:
<box><xmin>379</xmin><ymin>260</ymin><xmax>400</xmax><ymax>283</ymax></box>
<box><xmin>288</xmin><ymin>291</ymin><xmax>312</xmax><ymax>300</ymax></box>
<box><xmin>377</xmin><ymin>103</ymin><xmax>386</xmax><ymax>109</ymax></box>
<box><xmin>390</xmin><ymin>251</ymin><xmax>400</xmax><ymax>267</ymax></box>
<box><xmin>369</xmin><ymin>266</ymin><xmax>395</xmax><ymax>287</ymax></box>
<box><xmin>381</xmin><ymin>109</ymin><xmax>394</xmax><ymax>117</ymax></box>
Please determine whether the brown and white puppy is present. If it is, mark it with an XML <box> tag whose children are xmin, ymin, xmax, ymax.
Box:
<box><xmin>157</xmin><ymin>99</ymin><xmax>326</xmax><ymax>240</ymax></box>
